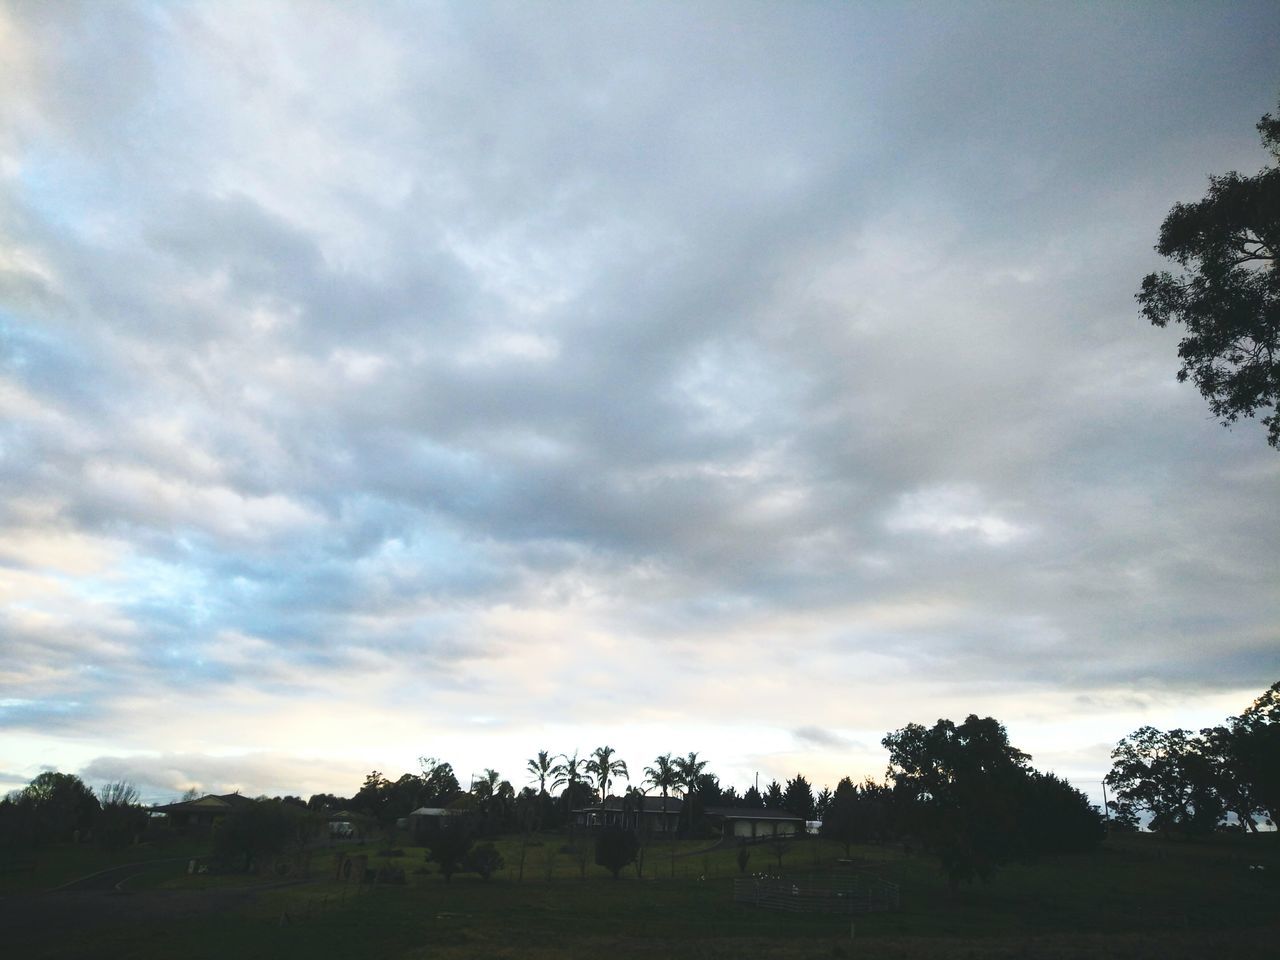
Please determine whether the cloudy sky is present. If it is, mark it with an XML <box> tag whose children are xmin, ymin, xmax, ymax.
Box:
<box><xmin>2</xmin><ymin>1</ymin><xmax>1278</xmax><ymax>806</ymax></box>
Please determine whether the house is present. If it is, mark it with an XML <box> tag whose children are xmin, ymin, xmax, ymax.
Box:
<box><xmin>406</xmin><ymin>806</ymin><xmax>465</xmax><ymax>841</ymax></box>
<box><xmin>573</xmin><ymin>796</ymin><xmax>684</xmax><ymax>833</ymax></box>
<box><xmin>703</xmin><ymin>806</ymin><xmax>805</xmax><ymax>839</ymax></box>
<box><xmin>151</xmin><ymin>792</ymin><xmax>256</xmax><ymax>831</ymax></box>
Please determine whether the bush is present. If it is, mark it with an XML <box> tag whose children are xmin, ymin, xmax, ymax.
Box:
<box><xmin>595</xmin><ymin>827</ymin><xmax>639</xmax><ymax>879</ymax></box>
<box><xmin>462</xmin><ymin>842</ymin><xmax>504</xmax><ymax>881</ymax></box>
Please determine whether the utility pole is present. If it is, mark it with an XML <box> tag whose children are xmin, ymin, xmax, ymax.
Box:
<box><xmin>1101</xmin><ymin>778</ymin><xmax>1112</xmax><ymax>834</ymax></box>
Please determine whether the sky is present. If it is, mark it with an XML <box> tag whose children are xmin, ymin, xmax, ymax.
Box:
<box><xmin>1</xmin><ymin>1</ymin><xmax>1278</xmax><ymax>808</ymax></box>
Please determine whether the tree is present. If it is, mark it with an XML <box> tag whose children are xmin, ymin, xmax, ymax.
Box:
<box><xmin>882</xmin><ymin>715</ymin><xmax>1032</xmax><ymax>892</ymax></box>
<box><xmin>1226</xmin><ymin>680</ymin><xmax>1280</xmax><ymax>826</ymax></box>
<box><xmin>527</xmin><ymin>750</ymin><xmax>554</xmax><ymax>796</ymax></box>
<box><xmin>674</xmin><ymin>752</ymin><xmax>708</xmax><ymax>834</ymax></box>
<box><xmin>1105</xmin><ymin>726</ymin><xmax>1224</xmax><ymax>837</ymax></box>
<box><xmin>815</xmin><ymin>786</ymin><xmax>833</xmax><ymax>820</ymax></box>
<box><xmin>594</xmin><ymin>826</ymin><xmax>640</xmax><ymax>879</ymax></box>
<box><xmin>1137</xmin><ymin>100</ymin><xmax>1280</xmax><ymax>448</ymax></box>
<box><xmin>643</xmin><ymin>754</ymin><xmax>678</xmax><ymax>834</ymax></box>
<box><xmin>820</xmin><ymin>777</ymin><xmax>860</xmax><ymax>856</ymax></box>
<box><xmin>1015</xmin><ymin>771</ymin><xmax>1104</xmax><ymax>856</ymax></box>
<box><xmin>21</xmin><ymin>772</ymin><xmax>100</xmax><ymax>844</ymax></box>
<box><xmin>552</xmin><ymin>751</ymin><xmax>590</xmax><ymax>834</ymax></box>
<box><xmin>97</xmin><ymin>781</ymin><xmax>145</xmax><ymax>853</ymax></box>
<box><xmin>427</xmin><ymin>821</ymin><xmax>474</xmax><ymax>883</ymax></box>
<box><xmin>418</xmin><ymin>758</ymin><xmax>462</xmax><ymax>806</ymax></box>
<box><xmin>763</xmin><ymin>780</ymin><xmax>784</xmax><ymax>810</ymax></box>
<box><xmin>462</xmin><ymin>841</ymin><xmax>504</xmax><ymax>881</ymax></box>
<box><xmin>586</xmin><ymin>746</ymin><xmax>629</xmax><ymax>804</ymax></box>
<box><xmin>782</xmin><ymin>774</ymin><xmax>816</xmax><ymax>821</ymax></box>
<box><xmin>213</xmin><ymin>799</ymin><xmax>315</xmax><ymax>872</ymax></box>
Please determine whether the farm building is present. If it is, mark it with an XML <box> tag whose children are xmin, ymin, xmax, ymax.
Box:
<box><xmin>703</xmin><ymin>806</ymin><xmax>805</xmax><ymax>839</ymax></box>
<box><xmin>573</xmin><ymin>796</ymin><xmax>684</xmax><ymax>833</ymax></box>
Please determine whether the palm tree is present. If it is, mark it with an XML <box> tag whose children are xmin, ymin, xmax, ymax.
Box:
<box><xmin>527</xmin><ymin>750</ymin><xmax>554</xmax><ymax>796</ymax></box>
<box><xmin>551</xmin><ymin>751</ymin><xmax>587</xmax><ymax>833</ymax></box>
<box><xmin>643</xmin><ymin>753</ymin><xmax>678</xmax><ymax>835</ymax></box>
<box><xmin>586</xmin><ymin>745</ymin><xmax>629</xmax><ymax>805</ymax></box>
<box><xmin>674</xmin><ymin>751</ymin><xmax>708</xmax><ymax>835</ymax></box>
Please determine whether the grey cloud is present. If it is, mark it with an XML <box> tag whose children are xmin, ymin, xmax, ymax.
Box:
<box><xmin>793</xmin><ymin>726</ymin><xmax>861</xmax><ymax>751</ymax></box>
<box><xmin>0</xmin><ymin>2</ymin><xmax>1277</xmax><ymax>761</ymax></box>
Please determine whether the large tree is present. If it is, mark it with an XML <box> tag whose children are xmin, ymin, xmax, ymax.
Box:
<box><xmin>883</xmin><ymin>716</ymin><xmax>1033</xmax><ymax>891</ymax></box>
<box><xmin>782</xmin><ymin>774</ymin><xmax>816</xmax><ymax>821</ymax></box>
<box><xmin>526</xmin><ymin>750</ymin><xmax>554</xmax><ymax>796</ymax></box>
<box><xmin>674</xmin><ymin>752</ymin><xmax>708</xmax><ymax>834</ymax></box>
<box><xmin>1228</xmin><ymin>680</ymin><xmax>1280</xmax><ymax>826</ymax></box>
<box><xmin>1138</xmin><ymin>101</ymin><xmax>1280</xmax><ymax>448</ymax></box>
<box><xmin>1105</xmin><ymin>726</ymin><xmax>1224</xmax><ymax>837</ymax></box>
<box><xmin>586</xmin><ymin>746</ymin><xmax>629</xmax><ymax>804</ymax></box>
<box><xmin>643</xmin><ymin>754</ymin><xmax>679</xmax><ymax>833</ymax></box>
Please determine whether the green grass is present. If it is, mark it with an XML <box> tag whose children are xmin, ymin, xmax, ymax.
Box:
<box><xmin>0</xmin><ymin>835</ymin><xmax>209</xmax><ymax>893</ymax></box>
<box><xmin>6</xmin><ymin>831</ymin><xmax>1278</xmax><ymax>958</ymax></box>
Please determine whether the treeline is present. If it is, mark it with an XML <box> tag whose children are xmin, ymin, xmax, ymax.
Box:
<box><xmin>0</xmin><ymin>774</ymin><xmax>148</xmax><ymax>856</ymax></box>
<box><xmin>1105</xmin><ymin>680</ymin><xmax>1279</xmax><ymax>836</ymax></box>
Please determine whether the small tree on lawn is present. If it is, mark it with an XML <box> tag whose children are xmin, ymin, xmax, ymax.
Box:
<box><xmin>427</xmin><ymin>821</ymin><xmax>473</xmax><ymax>883</ymax></box>
<box><xmin>595</xmin><ymin>826</ymin><xmax>639</xmax><ymax>879</ymax></box>
<box><xmin>768</xmin><ymin>834</ymin><xmax>790</xmax><ymax>872</ymax></box>
<box><xmin>462</xmin><ymin>842</ymin><xmax>504</xmax><ymax>882</ymax></box>
<box><xmin>736</xmin><ymin>842</ymin><xmax>751</xmax><ymax>875</ymax></box>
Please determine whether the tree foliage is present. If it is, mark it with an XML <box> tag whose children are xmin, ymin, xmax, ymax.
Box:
<box><xmin>884</xmin><ymin>715</ymin><xmax>1101</xmax><ymax>890</ymax></box>
<box><xmin>594</xmin><ymin>826</ymin><xmax>640</xmax><ymax>879</ymax></box>
<box><xmin>427</xmin><ymin>821</ymin><xmax>474</xmax><ymax>883</ymax></box>
<box><xmin>213</xmin><ymin>799</ymin><xmax>316</xmax><ymax>872</ymax></box>
<box><xmin>1105</xmin><ymin>726</ymin><xmax>1224</xmax><ymax>837</ymax></box>
<box><xmin>782</xmin><ymin>774</ymin><xmax>816</xmax><ymax>821</ymax></box>
<box><xmin>462</xmin><ymin>841</ymin><xmax>504</xmax><ymax>881</ymax></box>
<box><xmin>1138</xmin><ymin>100</ymin><xmax>1280</xmax><ymax>447</ymax></box>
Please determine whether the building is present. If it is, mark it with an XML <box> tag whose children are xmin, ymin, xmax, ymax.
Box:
<box><xmin>703</xmin><ymin>806</ymin><xmax>805</xmax><ymax>839</ymax></box>
<box><xmin>151</xmin><ymin>792</ymin><xmax>256</xmax><ymax>831</ymax></box>
<box><xmin>573</xmin><ymin>796</ymin><xmax>684</xmax><ymax>833</ymax></box>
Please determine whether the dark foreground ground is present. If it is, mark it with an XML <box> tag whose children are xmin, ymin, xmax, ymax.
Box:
<box><xmin>2</xmin><ymin>832</ymin><xmax>1276</xmax><ymax>959</ymax></box>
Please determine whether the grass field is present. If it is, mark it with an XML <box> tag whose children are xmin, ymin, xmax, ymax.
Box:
<box><xmin>4</xmin><ymin>830</ymin><xmax>1277</xmax><ymax>958</ymax></box>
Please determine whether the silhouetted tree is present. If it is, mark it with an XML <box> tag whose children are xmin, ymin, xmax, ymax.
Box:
<box><xmin>1137</xmin><ymin>99</ymin><xmax>1280</xmax><ymax>448</ymax></box>
<box><xmin>1106</xmin><ymin>726</ymin><xmax>1224</xmax><ymax>837</ymax></box>
<box><xmin>674</xmin><ymin>752</ymin><xmax>707</xmax><ymax>834</ymax></box>
<box><xmin>883</xmin><ymin>715</ymin><xmax>1031</xmax><ymax>892</ymax></box>
<box><xmin>783</xmin><ymin>774</ymin><xmax>816</xmax><ymax>821</ymax></box>
<box><xmin>213</xmin><ymin>799</ymin><xmax>315</xmax><ymax>872</ymax></box>
<box><xmin>1015</xmin><ymin>771</ymin><xmax>1104</xmax><ymax>856</ymax></box>
<box><xmin>643</xmin><ymin>754</ymin><xmax>679</xmax><ymax>835</ymax></box>
<box><xmin>20</xmin><ymin>772</ymin><xmax>100</xmax><ymax>844</ymax></box>
<box><xmin>594</xmin><ymin>826</ymin><xmax>640</xmax><ymax>878</ymax></box>
<box><xmin>527</xmin><ymin>750</ymin><xmax>554</xmax><ymax>796</ymax></box>
<box><xmin>586</xmin><ymin>746</ymin><xmax>629</xmax><ymax>804</ymax></box>
<box><xmin>418</xmin><ymin>758</ymin><xmax>462</xmax><ymax>805</ymax></box>
<box><xmin>763</xmin><ymin>780</ymin><xmax>784</xmax><ymax>810</ymax></box>
<box><xmin>462</xmin><ymin>841</ymin><xmax>504</xmax><ymax>881</ymax></box>
<box><xmin>820</xmin><ymin>777</ymin><xmax>860</xmax><ymax>856</ymax></box>
<box><xmin>96</xmin><ymin>781</ymin><xmax>145</xmax><ymax>853</ymax></box>
<box><xmin>1228</xmin><ymin>680</ymin><xmax>1280</xmax><ymax>826</ymax></box>
<box><xmin>815</xmin><ymin>786</ymin><xmax>833</xmax><ymax>819</ymax></box>
<box><xmin>427</xmin><ymin>821</ymin><xmax>474</xmax><ymax>883</ymax></box>
<box><xmin>552</xmin><ymin>751</ymin><xmax>591</xmax><ymax>833</ymax></box>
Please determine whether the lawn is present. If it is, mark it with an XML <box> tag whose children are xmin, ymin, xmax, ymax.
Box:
<box><xmin>4</xmin><ymin>830</ymin><xmax>1277</xmax><ymax>958</ymax></box>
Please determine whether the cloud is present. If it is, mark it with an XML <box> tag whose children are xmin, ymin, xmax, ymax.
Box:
<box><xmin>0</xmin><ymin>1</ymin><xmax>1276</xmax><ymax>794</ymax></box>
<box><xmin>793</xmin><ymin>726</ymin><xmax>859</xmax><ymax>750</ymax></box>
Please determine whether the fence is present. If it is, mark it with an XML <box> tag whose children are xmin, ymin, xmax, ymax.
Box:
<box><xmin>732</xmin><ymin>874</ymin><xmax>900</xmax><ymax>914</ymax></box>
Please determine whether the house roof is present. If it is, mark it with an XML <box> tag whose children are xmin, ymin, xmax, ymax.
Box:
<box><xmin>575</xmin><ymin>796</ymin><xmax>684</xmax><ymax>814</ymax></box>
<box><xmin>152</xmin><ymin>792</ymin><xmax>257</xmax><ymax>814</ymax></box>
<box><xmin>703</xmin><ymin>806</ymin><xmax>804</xmax><ymax>822</ymax></box>
<box><xmin>408</xmin><ymin>807</ymin><xmax>455</xmax><ymax>817</ymax></box>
